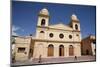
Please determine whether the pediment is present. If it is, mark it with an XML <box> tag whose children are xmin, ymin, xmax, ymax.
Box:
<box><xmin>49</xmin><ymin>23</ymin><xmax>73</xmax><ymax>31</ymax></box>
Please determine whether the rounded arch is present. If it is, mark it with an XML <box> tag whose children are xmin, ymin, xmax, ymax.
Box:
<box><xmin>59</xmin><ymin>45</ymin><xmax>64</xmax><ymax>56</ymax></box>
<box><xmin>39</xmin><ymin>31</ymin><xmax>45</xmax><ymax>38</ymax></box>
<box><xmin>75</xmin><ymin>24</ymin><xmax>78</xmax><ymax>30</ymax></box>
<box><xmin>48</xmin><ymin>44</ymin><xmax>54</xmax><ymax>56</ymax></box>
<box><xmin>40</xmin><ymin>31</ymin><xmax>44</xmax><ymax>33</ymax></box>
<box><xmin>41</xmin><ymin>19</ymin><xmax>45</xmax><ymax>26</ymax></box>
<box><xmin>69</xmin><ymin>45</ymin><xmax>74</xmax><ymax>56</ymax></box>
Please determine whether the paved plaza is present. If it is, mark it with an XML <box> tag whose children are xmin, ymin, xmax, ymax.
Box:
<box><xmin>12</xmin><ymin>56</ymin><xmax>96</xmax><ymax>66</ymax></box>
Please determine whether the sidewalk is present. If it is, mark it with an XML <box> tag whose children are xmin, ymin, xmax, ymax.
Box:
<box><xmin>12</xmin><ymin>56</ymin><xmax>96</xmax><ymax>66</ymax></box>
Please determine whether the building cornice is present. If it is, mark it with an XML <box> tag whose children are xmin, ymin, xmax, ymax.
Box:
<box><xmin>37</xmin><ymin>26</ymin><xmax>80</xmax><ymax>32</ymax></box>
<box><xmin>38</xmin><ymin>14</ymin><xmax>50</xmax><ymax>18</ymax></box>
<box><xmin>70</xmin><ymin>20</ymin><xmax>80</xmax><ymax>23</ymax></box>
<box><xmin>32</xmin><ymin>39</ymin><xmax>81</xmax><ymax>43</ymax></box>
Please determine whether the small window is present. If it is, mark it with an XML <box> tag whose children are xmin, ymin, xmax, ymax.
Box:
<box><xmin>76</xmin><ymin>34</ymin><xmax>79</xmax><ymax>36</ymax></box>
<box><xmin>69</xmin><ymin>45</ymin><xmax>73</xmax><ymax>48</ymax></box>
<box><xmin>59</xmin><ymin>34</ymin><xmax>64</xmax><ymax>39</ymax></box>
<box><xmin>49</xmin><ymin>33</ymin><xmax>53</xmax><ymax>38</ymax></box>
<box><xmin>40</xmin><ymin>31</ymin><xmax>44</xmax><ymax>33</ymax></box>
<box><xmin>69</xmin><ymin>35</ymin><xmax>72</xmax><ymax>39</ymax></box>
<box><xmin>18</xmin><ymin>48</ymin><xmax>25</xmax><ymax>53</ymax></box>
<box><xmin>41</xmin><ymin>19</ymin><xmax>45</xmax><ymax>26</ymax></box>
<box><xmin>75</xmin><ymin>24</ymin><xmax>78</xmax><ymax>30</ymax></box>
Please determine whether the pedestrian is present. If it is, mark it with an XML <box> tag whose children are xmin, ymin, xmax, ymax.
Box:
<box><xmin>74</xmin><ymin>56</ymin><xmax>77</xmax><ymax>60</ymax></box>
<box><xmin>38</xmin><ymin>55</ymin><xmax>42</xmax><ymax>63</ymax></box>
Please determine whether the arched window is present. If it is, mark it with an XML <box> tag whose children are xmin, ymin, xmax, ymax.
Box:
<box><xmin>59</xmin><ymin>45</ymin><xmax>64</xmax><ymax>56</ymax></box>
<box><xmin>76</xmin><ymin>34</ymin><xmax>79</xmax><ymax>36</ymax></box>
<box><xmin>41</xmin><ymin>19</ymin><xmax>45</xmax><ymax>26</ymax></box>
<box><xmin>40</xmin><ymin>31</ymin><xmax>44</xmax><ymax>33</ymax></box>
<box><xmin>75</xmin><ymin>24</ymin><xmax>78</xmax><ymax>30</ymax></box>
<box><xmin>48</xmin><ymin>44</ymin><xmax>54</xmax><ymax>56</ymax></box>
<box><xmin>39</xmin><ymin>31</ymin><xmax>45</xmax><ymax>38</ymax></box>
<box><xmin>69</xmin><ymin>45</ymin><xmax>74</xmax><ymax>56</ymax></box>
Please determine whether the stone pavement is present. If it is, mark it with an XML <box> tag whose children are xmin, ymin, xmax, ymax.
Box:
<box><xmin>11</xmin><ymin>56</ymin><xmax>96</xmax><ymax>66</ymax></box>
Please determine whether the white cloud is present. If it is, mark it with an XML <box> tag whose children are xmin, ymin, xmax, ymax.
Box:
<box><xmin>12</xmin><ymin>25</ymin><xmax>24</xmax><ymax>36</ymax></box>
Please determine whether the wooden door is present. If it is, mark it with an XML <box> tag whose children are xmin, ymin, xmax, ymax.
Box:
<box><xmin>59</xmin><ymin>45</ymin><xmax>64</xmax><ymax>56</ymax></box>
<box><xmin>69</xmin><ymin>45</ymin><xmax>74</xmax><ymax>56</ymax></box>
<box><xmin>48</xmin><ymin>44</ymin><xmax>54</xmax><ymax>56</ymax></box>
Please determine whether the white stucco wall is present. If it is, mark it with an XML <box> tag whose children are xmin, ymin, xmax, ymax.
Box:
<box><xmin>15</xmin><ymin>37</ymin><xmax>31</xmax><ymax>61</ymax></box>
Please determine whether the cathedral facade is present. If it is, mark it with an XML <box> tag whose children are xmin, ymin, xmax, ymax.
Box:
<box><xmin>14</xmin><ymin>8</ymin><xmax>82</xmax><ymax>61</ymax></box>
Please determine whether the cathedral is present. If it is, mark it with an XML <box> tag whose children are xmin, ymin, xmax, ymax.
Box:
<box><xmin>13</xmin><ymin>8</ymin><xmax>82</xmax><ymax>61</ymax></box>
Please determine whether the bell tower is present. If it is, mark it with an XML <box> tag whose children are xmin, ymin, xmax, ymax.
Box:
<box><xmin>69</xmin><ymin>14</ymin><xmax>81</xmax><ymax>42</ymax></box>
<box><xmin>37</xmin><ymin>8</ymin><xmax>49</xmax><ymax>27</ymax></box>
<box><xmin>69</xmin><ymin>14</ymin><xmax>80</xmax><ymax>31</ymax></box>
<box><xmin>36</xmin><ymin>8</ymin><xmax>50</xmax><ymax>39</ymax></box>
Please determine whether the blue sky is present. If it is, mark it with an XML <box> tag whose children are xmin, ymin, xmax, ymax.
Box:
<box><xmin>12</xmin><ymin>1</ymin><xmax>96</xmax><ymax>38</ymax></box>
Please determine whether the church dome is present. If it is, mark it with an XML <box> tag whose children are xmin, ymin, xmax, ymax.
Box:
<box><xmin>39</xmin><ymin>8</ymin><xmax>49</xmax><ymax>15</ymax></box>
<box><xmin>71</xmin><ymin>14</ymin><xmax>79</xmax><ymax>21</ymax></box>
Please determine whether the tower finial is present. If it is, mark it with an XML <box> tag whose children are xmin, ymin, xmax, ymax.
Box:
<box><xmin>71</xmin><ymin>14</ymin><xmax>79</xmax><ymax>21</ymax></box>
<box><xmin>39</xmin><ymin>8</ymin><xmax>49</xmax><ymax>16</ymax></box>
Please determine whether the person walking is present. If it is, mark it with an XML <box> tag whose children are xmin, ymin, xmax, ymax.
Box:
<box><xmin>38</xmin><ymin>55</ymin><xmax>42</xmax><ymax>63</ymax></box>
<box><xmin>74</xmin><ymin>56</ymin><xmax>77</xmax><ymax>61</ymax></box>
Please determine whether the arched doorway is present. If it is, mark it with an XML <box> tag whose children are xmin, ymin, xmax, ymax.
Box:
<box><xmin>48</xmin><ymin>44</ymin><xmax>54</xmax><ymax>56</ymax></box>
<box><xmin>59</xmin><ymin>45</ymin><xmax>64</xmax><ymax>56</ymax></box>
<box><xmin>69</xmin><ymin>45</ymin><xmax>74</xmax><ymax>56</ymax></box>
